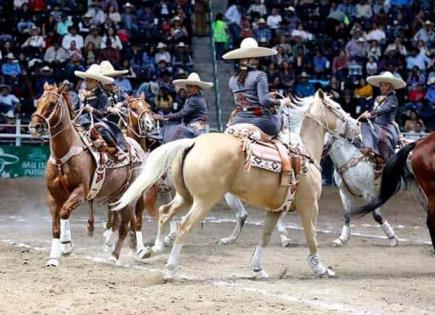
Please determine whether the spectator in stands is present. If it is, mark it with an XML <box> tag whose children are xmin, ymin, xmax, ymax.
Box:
<box><xmin>253</xmin><ymin>18</ymin><xmax>272</xmax><ymax>46</ymax></box>
<box><xmin>0</xmin><ymin>84</ymin><xmax>20</xmax><ymax>117</ymax></box>
<box><xmin>155</xmin><ymin>86</ymin><xmax>173</xmax><ymax>114</ymax></box>
<box><xmin>170</xmin><ymin>16</ymin><xmax>189</xmax><ymax>43</ymax></box>
<box><xmin>44</xmin><ymin>41</ymin><xmax>67</xmax><ymax>69</ymax></box>
<box><xmin>407</xmin><ymin>66</ymin><xmax>426</xmax><ymax>88</ymax></box>
<box><xmin>107</xmin><ymin>4</ymin><xmax>121</xmax><ymax>24</ymax></box>
<box><xmin>224</xmin><ymin>3</ymin><xmax>242</xmax><ymax>46</ymax></box>
<box><xmin>114</xmin><ymin>74</ymin><xmax>133</xmax><ymax>94</ymax></box>
<box><xmin>384</xmin><ymin>37</ymin><xmax>407</xmax><ymax>56</ymax></box>
<box><xmin>87</xmin><ymin>1</ymin><xmax>106</xmax><ymax>25</ymax></box>
<box><xmin>267</xmin><ymin>8</ymin><xmax>282</xmax><ymax>32</ymax></box>
<box><xmin>247</xmin><ymin>0</ymin><xmax>267</xmax><ymax>17</ymax></box>
<box><xmin>35</xmin><ymin>66</ymin><xmax>55</xmax><ymax>97</ymax></box>
<box><xmin>85</xmin><ymin>25</ymin><xmax>102</xmax><ymax>49</ymax></box>
<box><xmin>21</xmin><ymin>26</ymin><xmax>45</xmax><ymax>53</ymax></box>
<box><xmin>366</xmin><ymin>23</ymin><xmax>386</xmax><ymax>43</ymax></box>
<box><xmin>405</xmin><ymin>121</ymin><xmax>427</xmax><ymax>141</ymax></box>
<box><xmin>366</xmin><ymin>56</ymin><xmax>378</xmax><ymax>75</ymax></box>
<box><xmin>413</xmin><ymin>20</ymin><xmax>434</xmax><ymax>44</ymax></box>
<box><xmin>56</xmin><ymin>13</ymin><xmax>73</xmax><ymax>36</ymax></box>
<box><xmin>332</xmin><ymin>49</ymin><xmax>348</xmax><ymax>80</ymax></box>
<box><xmin>404</xmin><ymin>110</ymin><xmax>425</xmax><ymax>132</ymax></box>
<box><xmin>79</xmin><ymin>14</ymin><xmax>93</xmax><ymax>36</ymax></box>
<box><xmin>346</xmin><ymin>36</ymin><xmax>366</xmax><ymax>61</ymax></box>
<box><xmin>294</xmin><ymin>72</ymin><xmax>314</xmax><ymax>97</ymax></box>
<box><xmin>100</xmin><ymin>27</ymin><xmax>122</xmax><ymax>51</ymax></box>
<box><xmin>355</xmin><ymin>0</ymin><xmax>372</xmax><ymax>20</ymax></box>
<box><xmin>172</xmin><ymin>42</ymin><xmax>193</xmax><ymax>73</ymax></box>
<box><xmin>354</xmin><ymin>77</ymin><xmax>373</xmax><ymax>99</ymax></box>
<box><xmin>2</xmin><ymin>54</ymin><xmax>21</xmax><ymax>83</ymax></box>
<box><xmin>155</xmin><ymin>42</ymin><xmax>171</xmax><ymax>64</ymax></box>
<box><xmin>122</xmin><ymin>3</ymin><xmax>139</xmax><ymax>37</ymax></box>
<box><xmin>212</xmin><ymin>13</ymin><xmax>229</xmax><ymax>61</ymax></box>
<box><xmin>313</xmin><ymin>49</ymin><xmax>329</xmax><ymax>79</ymax></box>
<box><xmin>97</xmin><ymin>38</ymin><xmax>120</xmax><ymax>65</ymax></box>
<box><xmin>62</xmin><ymin>25</ymin><xmax>84</xmax><ymax>50</ymax></box>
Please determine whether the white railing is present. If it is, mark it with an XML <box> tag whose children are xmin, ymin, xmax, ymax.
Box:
<box><xmin>0</xmin><ymin>119</ymin><xmax>48</xmax><ymax>146</ymax></box>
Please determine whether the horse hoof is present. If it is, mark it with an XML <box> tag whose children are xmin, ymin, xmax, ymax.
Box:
<box><xmin>252</xmin><ymin>269</ymin><xmax>269</xmax><ymax>280</ymax></box>
<box><xmin>164</xmin><ymin>266</ymin><xmax>176</xmax><ymax>281</ymax></box>
<box><xmin>218</xmin><ymin>237</ymin><xmax>235</xmax><ymax>246</ymax></box>
<box><xmin>281</xmin><ymin>238</ymin><xmax>293</xmax><ymax>248</ymax></box>
<box><xmin>136</xmin><ymin>247</ymin><xmax>151</xmax><ymax>260</ymax></box>
<box><xmin>61</xmin><ymin>242</ymin><xmax>73</xmax><ymax>256</ymax></box>
<box><xmin>163</xmin><ymin>235</ymin><xmax>175</xmax><ymax>247</ymax></box>
<box><xmin>319</xmin><ymin>268</ymin><xmax>336</xmax><ymax>278</ymax></box>
<box><xmin>46</xmin><ymin>258</ymin><xmax>59</xmax><ymax>267</ymax></box>
<box><xmin>331</xmin><ymin>238</ymin><xmax>346</xmax><ymax>247</ymax></box>
<box><xmin>389</xmin><ymin>237</ymin><xmax>399</xmax><ymax>247</ymax></box>
<box><xmin>87</xmin><ymin>229</ymin><xmax>94</xmax><ymax>237</ymax></box>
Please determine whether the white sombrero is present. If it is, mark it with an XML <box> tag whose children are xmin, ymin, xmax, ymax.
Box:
<box><xmin>100</xmin><ymin>60</ymin><xmax>128</xmax><ymax>76</ymax></box>
<box><xmin>367</xmin><ymin>71</ymin><xmax>406</xmax><ymax>89</ymax></box>
<box><xmin>74</xmin><ymin>64</ymin><xmax>114</xmax><ymax>84</ymax></box>
<box><xmin>173</xmin><ymin>72</ymin><xmax>213</xmax><ymax>89</ymax></box>
<box><xmin>222</xmin><ymin>37</ymin><xmax>277</xmax><ymax>60</ymax></box>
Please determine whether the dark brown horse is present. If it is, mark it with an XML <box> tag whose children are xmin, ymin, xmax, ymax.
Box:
<box><xmin>351</xmin><ymin>132</ymin><xmax>435</xmax><ymax>251</ymax></box>
<box><xmin>29</xmin><ymin>82</ymin><xmax>152</xmax><ymax>266</ymax></box>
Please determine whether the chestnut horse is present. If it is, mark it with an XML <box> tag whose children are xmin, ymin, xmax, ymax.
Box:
<box><xmin>29</xmin><ymin>83</ymin><xmax>152</xmax><ymax>267</ymax></box>
<box><xmin>102</xmin><ymin>94</ymin><xmax>159</xmax><ymax>254</ymax></box>
<box><xmin>351</xmin><ymin>132</ymin><xmax>435</xmax><ymax>251</ymax></box>
<box><xmin>114</xmin><ymin>90</ymin><xmax>359</xmax><ymax>280</ymax></box>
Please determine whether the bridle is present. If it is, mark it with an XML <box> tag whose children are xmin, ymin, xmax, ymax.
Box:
<box><xmin>31</xmin><ymin>91</ymin><xmax>72</xmax><ymax>139</ymax></box>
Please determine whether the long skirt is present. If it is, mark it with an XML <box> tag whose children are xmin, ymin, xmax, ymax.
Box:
<box><xmin>361</xmin><ymin>122</ymin><xmax>399</xmax><ymax>161</ymax></box>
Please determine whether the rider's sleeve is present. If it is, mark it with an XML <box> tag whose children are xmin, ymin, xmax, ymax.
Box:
<box><xmin>165</xmin><ymin>98</ymin><xmax>198</xmax><ymax>120</ymax></box>
<box><xmin>256</xmin><ymin>72</ymin><xmax>275</xmax><ymax>108</ymax></box>
<box><xmin>371</xmin><ymin>95</ymin><xmax>397</xmax><ymax>117</ymax></box>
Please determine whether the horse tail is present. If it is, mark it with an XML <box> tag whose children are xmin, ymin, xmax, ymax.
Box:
<box><xmin>172</xmin><ymin>141</ymin><xmax>195</xmax><ymax>204</ymax></box>
<box><xmin>112</xmin><ymin>138</ymin><xmax>196</xmax><ymax>210</ymax></box>
<box><xmin>351</xmin><ymin>141</ymin><xmax>417</xmax><ymax>218</ymax></box>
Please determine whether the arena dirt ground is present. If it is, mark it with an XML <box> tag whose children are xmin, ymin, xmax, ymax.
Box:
<box><xmin>0</xmin><ymin>178</ymin><xmax>434</xmax><ymax>315</ymax></box>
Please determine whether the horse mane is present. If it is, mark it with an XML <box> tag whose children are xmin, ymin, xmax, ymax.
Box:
<box><xmin>61</xmin><ymin>91</ymin><xmax>76</xmax><ymax>120</ymax></box>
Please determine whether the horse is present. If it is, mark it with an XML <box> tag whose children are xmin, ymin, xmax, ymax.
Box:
<box><xmin>29</xmin><ymin>82</ymin><xmax>152</xmax><ymax>267</ymax></box>
<box><xmin>113</xmin><ymin>90</ymin><xmax>360</xmax><ymax>280</ymax></box>
<box><xmin>350</xmin><ymin>132</ymin><xmax>435</xmax><ymax>251</ymax></box>
<box><xmin>101</xmin><ymin>93</ymin><xmax>159</xmax><ymax>256</ymax></box>
<box><xmin>323</xmin><ymin>131</ymin><xmax>399</xmax><ymax>247</ymax></box>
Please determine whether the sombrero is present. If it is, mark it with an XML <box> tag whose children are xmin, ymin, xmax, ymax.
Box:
<box><xmin>223</xmin><ymin>37</ymin><xmax>277</xmax><ymax>60</ymax></box>
<box><xmin>74</xmin><ymin>64</ymin><xmax>114</xmax><ymax>84</ymax></box>
<box><xmin>100</xmin><ymin>60</ymin><xmax>128</xmax><ymax>76</ymax></box>
<box><xmin>173</xmin><ymin>72</ymin><xmax>213</xmax><ymax>89</ymax></box>
<box><xmin>367</xmin><ymin>71</ymin><xmax>406</xmax><ymax>89</ymax></box>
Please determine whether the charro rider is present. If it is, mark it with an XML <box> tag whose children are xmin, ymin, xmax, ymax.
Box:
<box><xmin>153</xmin><ymin>72</ymin><xmax>213</xmax><ymax>142</ymax></box>
<box><xmin>100</xmin><ymin>60</ymin><xmax>129</xmax><ymax>123</ymax></box>
<box><xmin>222</xmin><ymin>37</ymin><xmax>292</xmax><ymax>138</ymax></box>
<box><xmin>74</xmin><ymin>64</ymin><xmax>128</xmax><ymax>159</ymax></box>
<box><xmin>359</xmin><ymin>71</ymin><xmax>406</xmax><ymax>163</ymax></box>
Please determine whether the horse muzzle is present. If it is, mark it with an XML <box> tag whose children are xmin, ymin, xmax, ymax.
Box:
<box><xmin>28</xmin><ymin>121</ymin><xmax>46</xmax><ymax>137</ymax></box>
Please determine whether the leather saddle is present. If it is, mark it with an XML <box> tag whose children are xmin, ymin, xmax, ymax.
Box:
<box><xmin>226</xmin><ymin>123</ymin><xmax>305</xmax><ymax>187</ymax></box>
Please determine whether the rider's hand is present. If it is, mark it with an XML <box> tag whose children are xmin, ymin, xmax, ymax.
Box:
<box><xmin>153</xmin><ymin>113</ymin><xmax>164</xmax><ymax>120</ymax></box>
<box><xmin>84</xmin><ymin>105</ymin><xmax>93</xmax><ymax>113</ymax></box>
<box><xmin>269</xmin><ymin>91</ymin><xmax>278</xmax><ymax>99</ymax></box>
<box><xmin>280</xmin><ymin>98</ymin><xmax>293</xmax><ymax>108</ymax></box>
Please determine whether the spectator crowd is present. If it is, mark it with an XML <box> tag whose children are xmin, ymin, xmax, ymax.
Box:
<box><xmin>216</xmin><ymin>0</ymin><xmax>434</xmax><ymax>136</ymax></box>
<box><xmin>0</xmin><ymin>0</ymin><xmax>198</xmax><ymax>127</ymax></box>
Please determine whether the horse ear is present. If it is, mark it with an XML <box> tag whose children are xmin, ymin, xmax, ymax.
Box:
<box><xmin>318</xmin><ymin>89</ymin><xmax>325</xmax><ymax>100</ymax></box>
<box><xmin>43</xmin><ymin>81</ymin><xmax>51</xmax><ymax>90</ymax></box>
<box><xmin>140</xmin><ymin>92</ymin><xmax>145</xmax><ymax>100</ymax></box>
<box><xmin>58</xmin><ymin>80</ymin><xmax>68</xmax><ymax>93</ymax></box>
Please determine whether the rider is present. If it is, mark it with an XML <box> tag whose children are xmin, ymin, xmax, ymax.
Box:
<box><xmin>74</xmin><ymin>64</ymin><xmax>128</xmax><ymax>158</ymax></box>
<box><xmin>222</xmin><ymin>37</ymin><xmax>292</xmax><ymax>138</ymax></box>
<box><xmin>360</xmin><ymin>71</ymin><xmax>406</xmax><ymax>162</ymax></box>
<box><xmin>153</xmin><ymin>72</ymin><xmax>213</xmax><ymax>142</ymax></box>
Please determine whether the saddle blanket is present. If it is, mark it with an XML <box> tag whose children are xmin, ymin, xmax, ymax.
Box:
<box><xmin>78</xmin><ymin>130</ymin><xmax>144</xmax><ymax>200</ymax></box>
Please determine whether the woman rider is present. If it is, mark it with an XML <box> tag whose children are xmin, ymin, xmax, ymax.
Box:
<box><xmin>222</xmin><ymin>37</ymin><xmax>292</xmax><ymax>138</ymax></box>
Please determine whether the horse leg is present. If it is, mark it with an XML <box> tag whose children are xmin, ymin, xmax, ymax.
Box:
<box><xmin>250</xmin><ymin>211</ymin><xmax>282</xmax><ymax>279</ymax></box>
<box><xmin>87</xmin><ymin>201</ymin><xmax>95</xmax><ymax>236</ymax></box>
<box><xmin>163</xmin><ymin>219</ymin><xmax>178</xmax><ymax>247</ymax></box>
<box><xmin>165</xmin><ymin>199</ymin><xmax>214</xmax><ymax>280</ymax></box>
<box><xmin>133</xmin><ymin>196</ymin><xmax>147</xmax><ymax>258</ymax></box>
<box><xmin>276</xmin><ymin>212</ymin><xmax>292</xmax><ymax>247</ymax></box>
<box><xmin>103</xmin><ymin>209</ymin><xmax>116</xmax><ymax>252</ymax></box>
<box><xmin>372</xmin><ymin>207</ymin><xmax>399</xmax><ymax>247</ymax></box>
<box><xmin>426</xmin><ymin>198</ymin><xmax>435</xmax><ymax>253</ymax></box>
<box><xmin>46</xmin><ymin>193</ymin><xmax>62</xmax><ymax>267</ymax></box>
<box><xmin>331</xmin><ymin>188</ymin><xmax>352</xmax><ymax>246</ymax></box>
<box><xmin>111</xmin><ymin>206</ymin><xmax>133</xmax><ymax>261</ymax></box>
<box><xmin>59</xmin><ymin>185</ymin><xmax>85</xmax><ymax>256</ymax></box>
<box><xmin>218</xmin><ymin>193</ymin><xmax>248</xmax><ymax>245</ymax></box>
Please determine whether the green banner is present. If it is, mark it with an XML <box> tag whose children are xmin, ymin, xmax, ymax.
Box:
<box><xmin>0</xmin><ymin>145</ymin><xmax>49</xmax><ymax>178</ymax></box>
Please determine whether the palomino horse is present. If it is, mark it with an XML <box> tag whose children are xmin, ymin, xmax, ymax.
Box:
<box><xmin>29</xmin><ymin>82</ymin><xmax>151</xmax><ymax>266</ymax></box>
<box><xmin>351</xmin><ymin>133</ymin><xmax>435</xmax><ymax>251</ymax></box>
<box><xmin>323</xmin><ymin>129</ymin><xmax>399</xmax><ymax>247</ymax></box>
<box><xmin>102</xmin><ymin>94</ymin><xmax>159</xmax><ymax>255</ymax></box>
<box><xmin>114</xmin><ymin>90</ymin><xmax>360</xmax><ymax>280</ymax></box>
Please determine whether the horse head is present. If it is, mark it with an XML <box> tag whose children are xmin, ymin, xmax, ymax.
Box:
<box><xmin>29</xmin><ymin>82</ymin><xmax>72</xmax><ymax>137</ymax></box>
<box><xmin>313</xmin><ymin>89</ymin><xmax>360</xmax><ymax>143</ymax></box>
<box><xmin>127</xmin><ymin>92</ymin><xmax>155</xmax><ymax>136</ymax></box>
